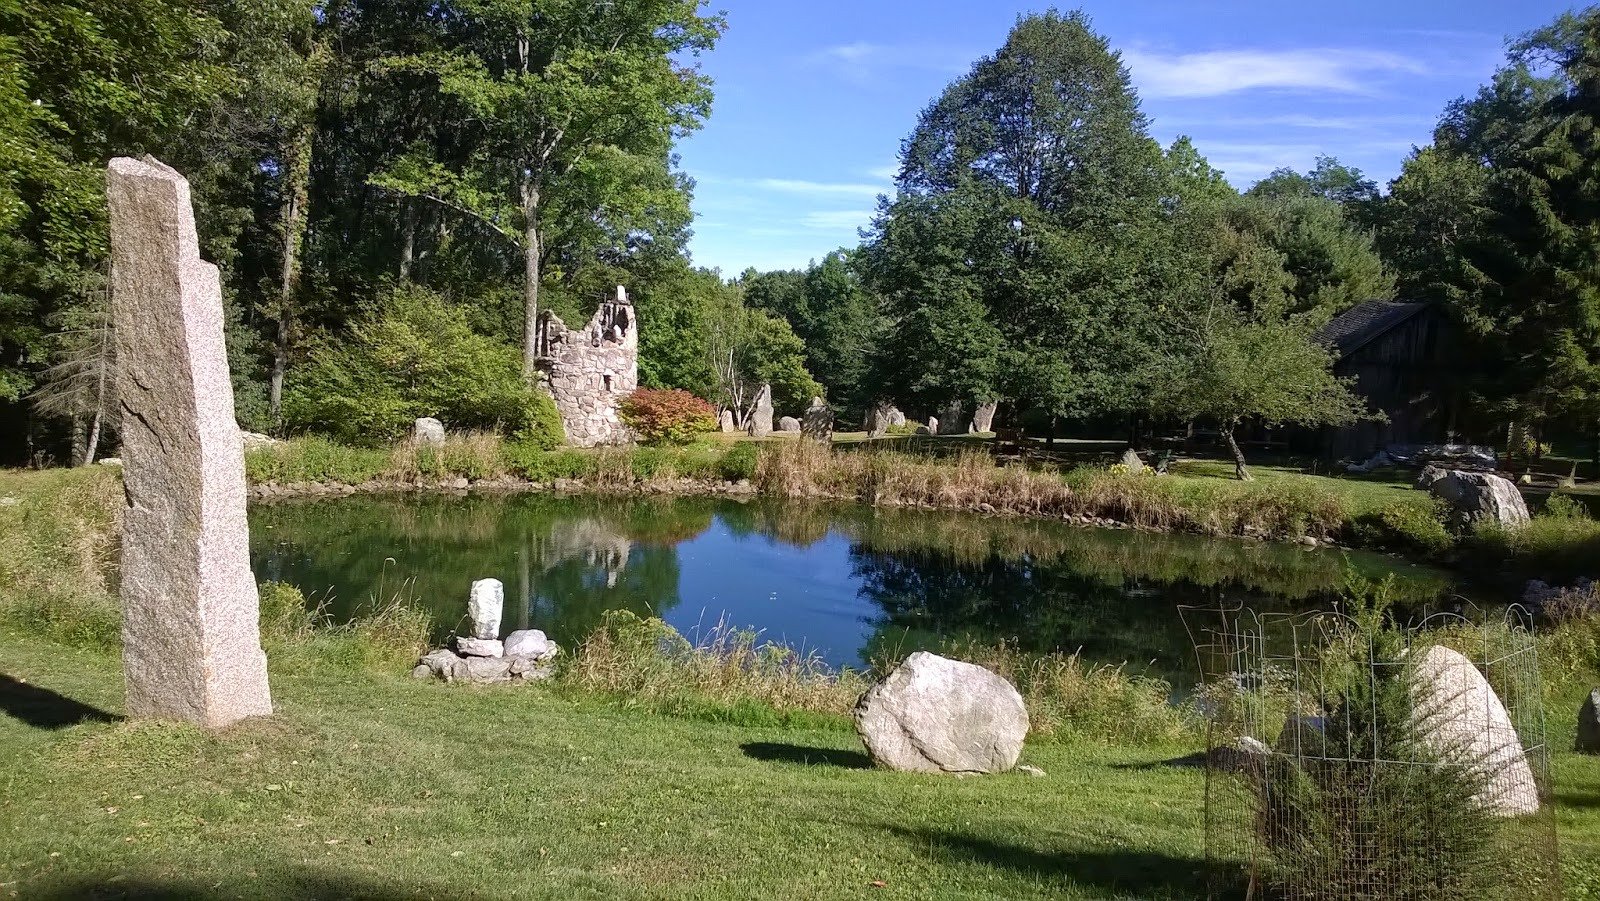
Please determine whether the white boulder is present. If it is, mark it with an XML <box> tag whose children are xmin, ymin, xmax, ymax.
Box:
<box><xmin>853</xmin><ymin>651</ymin><xmax>1029</xmax><ymax>774</ymax></box>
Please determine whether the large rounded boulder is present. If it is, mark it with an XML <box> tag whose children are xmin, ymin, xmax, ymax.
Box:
<box><xmin>853</xmin><ymin>652</ymin><xmax>1029</xmax><ymax>774</ymax></box>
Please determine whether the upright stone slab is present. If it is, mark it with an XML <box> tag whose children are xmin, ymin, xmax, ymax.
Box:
<box><xmin>747</xmin><ymin>384</ymin><xmax>774</xmax><ymax>437</ymax></box>
<box><xmin>1578</xmin><ymin>689</ymin><xmax>1600</xmax><ymax>754</ymax></box>
<box><xmin>719</xmin><ymin>410</ymin><xmax>735</xmax><ymax>433</ymax></box>
<box><xmin>108</xmin><ymin>157</ymin><xmax>272</xmax><ymax>728</ymax></box>
<box><xmin>468</xmin><ymin>578</ymin><xmax>504</xmax><ymax>640</ymax></box>
<box><xmin>970</xmin><ymin>401</ymin><xmax>997</xmax><ymax>434</ymax></box>
<box><xmin>802</xmin><ymin>397</ymin><xmax>834</xmax><ymax>442</ymax></box>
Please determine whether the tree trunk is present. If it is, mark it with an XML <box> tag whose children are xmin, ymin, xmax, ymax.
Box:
<box><xmin>520</xmin><ymin>178</ymin><xmax>543</xmax><ymax>379</ymax></box>
<box><xmin>269</xmin><ymin>127</ymin><xmax>312</xmax><ymax>428</ymax></box>
<box><xmin>1222</xmin><ymin>419</ymin><xmax>1253</xmax><ymax>481</ymax></box>
<box><xmin>399</xmin><ymin>200</ymin><xmax>417</xmax><ymax>282</ymax></box>
<box><xmin>81</xmin><ymin>405</ymin><xmax>102</xmax><ymax>467</ymax></box>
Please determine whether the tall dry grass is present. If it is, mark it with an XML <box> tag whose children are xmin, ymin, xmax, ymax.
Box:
<box><xmin>0</xmin><ymin>466</ymin><xmax>123</xmax><ymax>645</ymax></box>
<box><xmin>754</xmin><ymin>440</ymin><xmax>1347</xmax><ymax>540</ymax></box>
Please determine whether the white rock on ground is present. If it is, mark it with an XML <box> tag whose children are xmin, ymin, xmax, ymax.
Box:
<box><xmin>414</xmin><ymin>417</ymin><xmax>445</xmax><ymax>446</ymax></box>
<box><xmin>1412</xmin><ymin>645</ymin><xmax>1540</xmax><ymax>816</ymax></box>
<box><xmin>504</xmin><ymin>629</ymin><xmax>554</xmax><ymax>659</ymax></box>
<box><xmin>853</xmin><ymin>651</ymin><xmax>1029</xmax><ymax>774</ymax></box>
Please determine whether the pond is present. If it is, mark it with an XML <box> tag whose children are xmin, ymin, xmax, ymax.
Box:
<box><xmin>249</xmin><ymin>493</ymin><xmax>1470</xmax><ymax>687</ymax></box>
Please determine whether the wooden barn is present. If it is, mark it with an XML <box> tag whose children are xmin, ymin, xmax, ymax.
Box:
<box><xmin>1312</xmin><ymin>300</ymin><xmax>1460</xmax><ymax>460</ymax></box>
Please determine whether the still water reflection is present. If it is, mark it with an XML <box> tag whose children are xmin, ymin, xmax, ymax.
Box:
<box><xmin>250</xmin><ymin>494</ymin><xmax>1463</xmax><ymax>684</ymax></box>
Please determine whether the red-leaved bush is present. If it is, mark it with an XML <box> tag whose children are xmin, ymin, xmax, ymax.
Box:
<box><xmin>619</xmin><ymin>388</ymin><xmax>718</xmax><ymax>445</ymax></box>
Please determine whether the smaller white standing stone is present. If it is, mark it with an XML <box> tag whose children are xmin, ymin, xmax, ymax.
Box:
<box><xmin>468</xmin><ymin>578</ymin><xmax>504</xmax><ymax>640</ymax></box>
<box><xmin>414</xmin><ymin>417</ymin><xmax>446</xmax><ymax>446</ymax></box>
<box><xmin>719</xmin><ymin>410</ymin><xmax>735</xmax><ymax>433</ymax></box>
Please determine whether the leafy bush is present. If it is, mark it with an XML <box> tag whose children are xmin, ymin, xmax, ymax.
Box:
<box><xmin>619</xmin><ymin>388</ymin><xmax>717</xmax><ymax>445</ymax></box>
<box><xmin>283</xmin><ymin>285</ymin><xmax>559</xmax><ymax>445</ymax></box>
<box><xmin>1542</xmin><ymin>492</ymin><xmax>1591</xmax><ymax>520</ymax></box>
<box><xmin>1351</xmin><ymin>500</ymin><xmax>1454</xmax><ymax>556</ymax></box>
<box><xmin>717</xmin><ymin>441</ymin><xmax>760</xmax><ymax>481</ymax></box>
<box><xmin>244</xmin><ymin>436</ymin><xmax>393</xmax><ymax>484</ymax></box>
<box><xmin>1246</xmin><ymin>587</ymin><xmax>1504</xmax><ymax>900</ymax></box>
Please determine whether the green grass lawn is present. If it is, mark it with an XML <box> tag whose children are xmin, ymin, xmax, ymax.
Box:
<box><xmin>1170</xmin><ymin>460</ymin><xmax>1428</xmax><ymax>519</ymax></box>
<box><xmin>4</xmin><ymin>630</ymin><xmax>1600</xmax><ymax>900</ymax></box>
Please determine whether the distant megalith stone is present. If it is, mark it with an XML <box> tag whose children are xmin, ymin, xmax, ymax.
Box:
<box><xmin>936</xmin><ymin>400</ymin><xmax>968</xmax><ymax>436</ymax></box>
<box><xmin>107</xmin><ymin>156</ymin><xmax>272</xmax><ymax>728</ymax></box>
<box><xmin>414</xmin><ymin>417</ymin><xmax>445</xmax><ymax>446</ymax></box>
<box><xmin>970</xmin><ymin>401</ymin><xmax>997</xmax><ymax>435</ymax></box>
<box><xmin>1412</xmin><ymin>645</ymin><xmax>1539</xmax><ymax>816</ymax></box>
<box><xmin>865</xmin><ymin>403</ymin><xmax>890</xmax><ymax>439</ymax></box>
<box><xmin>886</xmin><ymin>407</ymin><xmax>906</xmax><ymax>428</ymax></box>
<box><xmin>1579</xmin><ymin>689</ymin><xmax>1600</xmax><ymax>754</ymax></box>
<box><xmin>719</xmin><ymin>409</ymin><xmax>735</xmax><ymax>433</ymax></box>
<box><xmin>1419</xmin><ymin>466</ymin><xmax>1530</xmax><ymax>529</ymax></box>
<box><xmin>854</xmin><ymin>651</ymin><xmax>1029</xmax><ymax>774</ymax></box>
<box><xmin>747</xmin><ymin>384</ymin><xmax>774</xmax><ymax>438</ymax></box>
<box><xmin>1119</xmin><ymin>448</ymin><xmax>1145</xmax><ymax>474</ymax></box>
<box><xmin>927</xmin><ymin>416</ymin><xmax>938</xmax><ymax>434</ymax></box>
<box><xmin>778</xmin><ymin>416</ymin><xmax>801</xmax><ymax>433</ymax></box>
<box><xmin>468</xmin><ymin>578</ymin><xmax>504</xmax><ymax>640</ymax></box>
<box><xmin>802</xmin><ymin>397</ymin><xmax>833</xmax><ymax>442</ymax></box>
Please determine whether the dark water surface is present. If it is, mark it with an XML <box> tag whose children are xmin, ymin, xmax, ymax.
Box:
<box><xmin>249</xmin><ymin>494</ymin><xmax>1466</xmax><ymax>683</ymax></box>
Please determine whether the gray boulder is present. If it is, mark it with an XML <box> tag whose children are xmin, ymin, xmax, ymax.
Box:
<box><xmin>464</xmin><ymin>656</ymin><xmax>513</xmax><ymax>683</ymax></box>
<box><xmin>1419</xmin><ymin>466</ymin><xmax>1530</xmax><ymax>529</ymax></box>
<box><xmin>1412</xmin><ymin>645</ymin><xmax>1539</xmax><ymax>816</ymax></box>
<box><xmin>418</xmin><ymin>649</ymin><xmax>468</xmax><ymax>682</ymax></box>
<box><xmin>504</xmin><ymin>629</ymin><xmax>555</xmax><ymax>660</ymax></box>
<box><xmin>865</xmin><ymin>403</ymin><xmax>890</xmax><ymax>439</ymax></box>
<box><xmin>1579</xmin><ymin>689</ymin><xmax>1600</xmax><ymax>754</ymax></box>
<box><xmin>854</xmin><ymin>651</ymin><xmax>1029</xmax><ymax>774</ymax></box>
<box><xmin>886</xmin><ymin>407</ymin><xmax>906</xmax><ymax>428</ymax></box>
<box><xmin>778</xmin><ymin>416</ymin><xmax>801</xmax><ymax>433</ymax></box>
<box><xmin>414</xmin><ymin>417</ymin><xmax>445</xmax><ymax>447</ymax></box>
<box><xmin>1119</xmin><ymin>448</ymin><xmax>1145</xmax><ymax>474</ymax></box>
<box><xmin>456</xmin><ymin>638</ymin><xmax>503</xmax><ymax>658</ymax></box>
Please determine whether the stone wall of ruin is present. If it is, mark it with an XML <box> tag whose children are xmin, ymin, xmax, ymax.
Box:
<box><xmin>536</xmin><ymin>289</ymin><xmax>638</xmax><ymax>447</ymax></box>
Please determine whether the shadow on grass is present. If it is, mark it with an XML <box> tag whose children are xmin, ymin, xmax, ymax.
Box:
<box><xmin>23</xmin><ymin>870</ymin><xmax>452</xmax><ymax>900</ymax></box>
<box><xmin>882</xmin><ymin>825</ymin><xmax>1211</xmax><ymax>900</ymax></box>
<box><xmin>1110</xmin><ymin>751</ymin><xmax>1207</xmax><ymax>771</ymax></box>
<box><xmin>0</xmin><ymin>673</ymin><xmax>119</xmax><ymax>730</ymax></box>
<box><xmin>740</xmin><ymin>741</ymin><xmax>872</xmax><ymax>769</ymax></box>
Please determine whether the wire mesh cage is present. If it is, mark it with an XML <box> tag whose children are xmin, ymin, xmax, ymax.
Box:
<box><xmin>1181</xmin><ymin>598</ymin><xmax>1561</xmax><ymax>901</ymax></box>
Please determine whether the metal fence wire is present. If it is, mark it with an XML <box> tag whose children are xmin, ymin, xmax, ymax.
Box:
<box><xmin>1181</xmin><ymin>603</ymin><xmax>1561</xmax><ymax>901</ymax></box>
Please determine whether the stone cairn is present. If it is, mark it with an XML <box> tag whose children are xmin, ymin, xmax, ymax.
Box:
<box><xmin>747</xmin><ymin>383</ymin><xmax>774</xmax><ymax>437</ymax></box>
<box><xmin>801</xmin><ymin>397</ymin><xmax>833</xmax><ymax>442</ymax></box>
<box><xmin>108</xmin><ymin>157</ymin><xmax>273</xmax><ymax>728</ymax></box>
<box><xmin>414</xmin><ymin>578</ymin><xmax>561</xmax><ymax>684</ymax></box>
<box><xmin>534</xmin><ymin>286</ymin><xmax>638</xmax><ymax>447</ymax></box>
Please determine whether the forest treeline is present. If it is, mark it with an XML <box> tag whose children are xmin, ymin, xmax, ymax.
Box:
<box><xmin>3</xmin><ymin>3</ymin><xmax>1599</xmax><ymax>466</ymax></box>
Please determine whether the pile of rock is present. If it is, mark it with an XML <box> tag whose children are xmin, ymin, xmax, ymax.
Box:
<box><xmin>412</xmin><ymin>577</ymin><xmax>561</xmax><ymax>685</ymax></box>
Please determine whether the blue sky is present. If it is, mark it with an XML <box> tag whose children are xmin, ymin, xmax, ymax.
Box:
<box><xmin>676</xmin><ymin>0</ymin><xmax>1577</xmax><ymax>275</ymax></box>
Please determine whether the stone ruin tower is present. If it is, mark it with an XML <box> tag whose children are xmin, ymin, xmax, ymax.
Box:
<box><xmin>534</xmin><ymin>286</ymin><xmax>638</xmax><ymax>446</ymax></box>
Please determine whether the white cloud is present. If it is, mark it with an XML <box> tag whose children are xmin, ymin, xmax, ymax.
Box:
<box><xmin>750</xmin><ymin>178</ymin><xmax>886</xmax><ymax>199</ymax></box>
<box><xmin>1124</xmin><ymin>48</ymin><xmax>1425</xmax><ymax>99</ymax></box>
<box><xmin>865</xmin><ymin>163</ymin><xmax>900</xmax><ymax>181</ymax></box>
<box><xmin>806</xmin><ymin>42</ymin><xmax>972</xmax><ymax>84</ymax></box>
<box><xmin>800</xmin><ymin>210</ymin><xmax>875</xmax><ymax>231</ymax></box>
<box><xmin>1157</xmin><ymin>113</ymin><xmax>1432</xmax><ymax>131</ymax></box>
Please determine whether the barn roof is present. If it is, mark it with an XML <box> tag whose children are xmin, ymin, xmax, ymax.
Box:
<box><xmin>1316</xmin><ymin>301</ymin><xmax>1431</xmax><ymax>358</ymax></box>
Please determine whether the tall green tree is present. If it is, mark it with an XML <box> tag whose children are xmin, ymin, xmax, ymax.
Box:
<box><xmin>863</xmin><ymin>10</ymin><xmax>1179</xmax><ymax>423</ymax></box>
<box><xmin>365</xmin><ymin>0</ymin><xmax>722</xmax><ymax>376</ymax></box>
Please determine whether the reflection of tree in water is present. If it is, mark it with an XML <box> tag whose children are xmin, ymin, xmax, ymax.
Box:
<box><xmin>849</xmin><ymin>546</ymin><xmax>1221</xmax><ymax>681</ymax></box>
<box><xmin>251</xmin><ymin>494</ymin><xmax>713</xmax><ymax>641</ymax></box>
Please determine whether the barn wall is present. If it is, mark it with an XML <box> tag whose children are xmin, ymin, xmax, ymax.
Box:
<box><xmin>1324</xmin><ymin>309</ymin><xmax>1456</xmax><ymax>460</ymax></box>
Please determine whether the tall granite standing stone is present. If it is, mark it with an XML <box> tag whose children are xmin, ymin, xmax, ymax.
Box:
<box><xmin>937</xmin><ymin>400</ymin><xmax>969</xmax><ymax>435</ymax></box>
<box><xmin>970</xmin><ymin>401</ymin><xmax>997</xmax><ymax>435</ymax></box>
<box><xmin>468</xmin><ymin>578</ymin><xmax>504</xmax><ymax>639</ymax></box>
<box><xmin>747</xmin><ymin>384</ymin><xmax>774</xmax><ymax>437</ymax></box>
<box><xmin>801</xmin><ymin>397</ymin><xmax>834</xmax><ymax>442</ymax></box>
<box><xmin>107</xmin><ymin>157</ymin><xmax>272</xmax><ymax>728</ymax></box>
<box><xmin>719</xmin><ymin>410</ymin><xmax>735</xmax><ymax>433</ymax></box>
<box><xmin>866</xmin><ymin>403</ymin><xmax>890</xmax><ymax>439</ymax></box>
